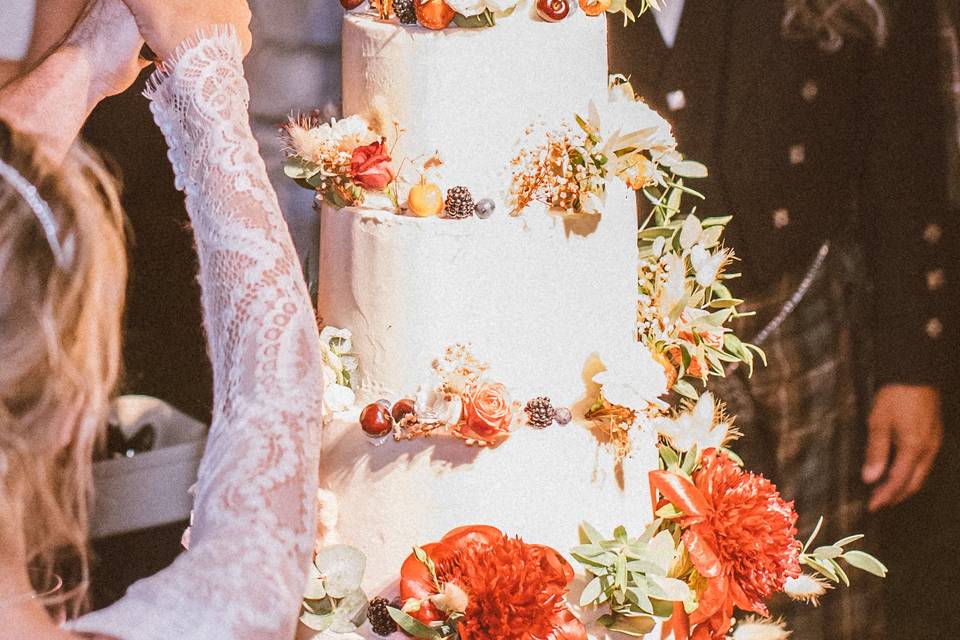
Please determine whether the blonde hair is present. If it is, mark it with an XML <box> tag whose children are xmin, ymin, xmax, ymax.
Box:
<box><xmin>0</xmin><ymin>120</ymin><xmax>127</xmax><ymax>612</ymax></box>
<box><xmin>783</xmin><ymin>0</ymin><xmax>889</xmax><ymax>51</ymax></box>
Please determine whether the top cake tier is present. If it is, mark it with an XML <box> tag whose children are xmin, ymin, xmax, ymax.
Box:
<box><xmin>341</xmin><ymin>7</ymin><xmax>609</xmax><ymax>201</ymax></box>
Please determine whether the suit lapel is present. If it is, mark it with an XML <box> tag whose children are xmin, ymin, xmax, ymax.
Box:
<box><xmin>723</xmin><ymin>0</ymin><xmax>784</xmax><ymax>128</ymax></box>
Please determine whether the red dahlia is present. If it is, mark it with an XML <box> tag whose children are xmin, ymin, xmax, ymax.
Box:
<box><xmin>399</xmin><ymin>525</ymin><xmax>586</xmax><ymax>640</ymax></box>
<box><xmin>650</xmin><ymin>450</ymin><xmax>802</xmax><ymax>640</ymax></box>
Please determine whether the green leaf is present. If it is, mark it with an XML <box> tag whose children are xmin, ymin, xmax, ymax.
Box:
<box><xmin>659</xmin><ymin>446</ymin><xmax>680</xmax><ymax>469</ymax></box>
<box><xmin>830</xmin><ymin>558</ymin><xmax>850</xmax><ymax>587</ymax></box>
<box><xmin>283</xmin><ymin>156</ymin><xmax>320</xmax><ymax>180</ymax></box>
<box><xmin>646</xmin><ymin>575</ymin><xmax>691</xmax><ymax>602</ymax></box>
<box><xmin>672</xmin><ymin>379</ymin><xmax>698</xmax><ymax>400</ymax></box>
<box><xmin>580</xmin><ymin>576</ymin><xmax>604</xmax><ymax>606</ymax></box>
<box><xmin>834</xmin><ymin>534</ymin><xmax>865</xmax><ymax>547</ymax></box>
<box><xmin>841</xmin><ymin>550</ymin><xmax>889</xmax><ymax>578</ymax></box>
<box><xmin>680</xmin><ymin>444</ymin><xmax>699</xmax><ymax>475</ymax></box>
<box><xmin>803</xmin><ymin>517</ymin><xmax>825</xmax><ymax>553</ymax></box>
<box><xmin>813</xmin><ymin>545</ymin><xmax>844</xmax><ymax>559</ymax></box>
<box><xmin>314</xmin><ymin>545</ymin><xmax>366</xmax><ymax>599</ymax></box>
<box><xmin>580</xmin><ymin>521</ymin><xmax>605</xmax><ymax>545</ymax></box>
<box><xmin>330</xmin><ymin>588</ymin><xmax>370</xmax><ymax>633</ymax></box>
<box><xmin>803</xmin><ymin>556</ymin><xmax>838</xmax><ymax>582</ymax></box>
<box><xmin>388</xmin><ymin>607</ymin><xmax>445</xmax><ymax>639</ymax></box>
<box><xmin>299</xmin><ymin>609</ymin><xmax>335</xmax><ymax>632</ymax></box>
<box><xmin>603</xmin><ymin>613</ymin><xmax>657</xmax><ymax>636</ymax></box>
<box><xmin>671</xmin><ymin>160</ymin><xmax>709</xmax><ymax>179</ymax></box>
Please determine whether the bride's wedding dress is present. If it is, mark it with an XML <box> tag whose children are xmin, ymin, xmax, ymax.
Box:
<box><xmin>70</xmin><ymin>27</ymin><xmax>322</xmax><ymax>640</ymax></box>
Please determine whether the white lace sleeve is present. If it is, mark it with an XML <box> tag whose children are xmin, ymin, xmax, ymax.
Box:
<box><xmin>71</xmin><ymin>26</ymin><xmax>322</xmax><ymax>640</ymax></box>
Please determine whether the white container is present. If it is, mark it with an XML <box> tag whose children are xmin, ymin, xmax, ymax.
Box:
<box><xmin>90</xmin><ymin>395</ymin><xmax>207</xmax><ymax>539</ymax></box>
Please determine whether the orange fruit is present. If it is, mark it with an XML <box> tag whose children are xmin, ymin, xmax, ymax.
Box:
<box><xmin>408</xmin><ymin>181</ymin><xmax>444</xmax><ymax>217</ymax></box>
<box><xmin>415</xmin><ymin>0</ymin><xmax>455</xmax><ymax>30</ymax></box>
<box><xmin>578</xmin><ymin>0</ymin><xmax>611</xmax><ymax>16</ymax></box>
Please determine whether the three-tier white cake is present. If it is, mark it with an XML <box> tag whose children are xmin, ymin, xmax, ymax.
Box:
<box><xmin>311</xmin><ymin>5</ymin><xmax>662</xmax><ymax>638</ymax></box>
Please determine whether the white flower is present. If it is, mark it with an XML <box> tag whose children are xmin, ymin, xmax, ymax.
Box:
<box><xmin>593</xmin><ymin>96</ymin><xmax>679</xmax><ymax>167</ymax></box>
<box><xmin>690</xmin><ymin>245</ymin><xmax>730</xmax><ymax>288</ymax></box>
<box><xmin>330</xmin><ymin>115</ymin><xmax>378</xmax><ymax>151</ymax></box>
<box><xmin>445</xmin><ymin>0</ymin><xmax>518</xmax><ymax>17</ymax></box>
<box><xmin>652</xmin><ymin>391</ymin><xmax>732</xmax><ymax>452</ymax></box>
<box><xmin>783</xmin><ymin>574</ymin><xmax>831</xmax><ymax>605</ymax></box>
<box><xmin>731</xmin><ymin>617</ymin><xmax>791</xmax><ymax>640</ymax></box>
<box><xmin>659</xmin><ymin>252</ymin><xmax>687</xmax><ymax>321</ymax></box>
<box><xmin>592</xmin><ymin>342</ymin><xmax>669</xmax><ymax>410</ymax></box>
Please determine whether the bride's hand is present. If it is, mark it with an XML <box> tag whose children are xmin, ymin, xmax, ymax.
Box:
<box><xmin>120</xmin><ymin>0</ymin><xmax>253</xmax><ymax>62</ymax></box>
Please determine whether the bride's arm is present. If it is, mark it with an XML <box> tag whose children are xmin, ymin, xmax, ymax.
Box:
<box><xmin>71</xmin><ymin>26</ymin><xmax>323</xmax><ymax>640</ymax></box>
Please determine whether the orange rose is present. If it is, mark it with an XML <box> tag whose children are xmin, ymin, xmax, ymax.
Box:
<box><xmin>456</xmin><ymin>382</ymin><xmax>513</xmax><ymax>446</ymax></box>
<box><xmin>350</xmin><ymin>138</ymin><xmax>395</xmax><ymax>190</ymax></box>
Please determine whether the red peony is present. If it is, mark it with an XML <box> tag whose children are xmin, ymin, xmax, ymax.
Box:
<box><xmin>650</xmin><ymin>450</ymin><xmax>802</xmax><ymax>640</ymax></box>
<box><xmin>349</xmin><ymin>138</ymin><xmax>395</xmax><ymax>190</ymax></box>
<box><xmin>399</xmin><ymin>525</ymin><xmax>586</xmax><ymax>640</ymax></box>
<box><xmin>455</xmin><ymin>382</ymin><xmax>513</xmax><ymax>446</ymax></box>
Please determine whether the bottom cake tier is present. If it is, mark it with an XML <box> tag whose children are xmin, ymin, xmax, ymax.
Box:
<box><xmin>308</xmin><ymin>410</ymin><xmax>660</xmax><ymax>639</ymax></box>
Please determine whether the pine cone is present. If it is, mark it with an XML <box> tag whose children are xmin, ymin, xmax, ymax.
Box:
<box><xmin>367</xmin><ymin>597</ymin><xmax>398</xmax><ymax>637</ymax></box>
<box><xmin>394</xmin><ymin>0</ymin><xmax>417</xmax><ymax>24</ymax></box>
<box><xmin>525</xmin><ymin>396</ymin><xmax>556</xmax><ymax>429</ymax></box>
<box><xmin>445</xmin><ymin>186</ymin><xmax>475</xmax><ymax>219</ymax></box>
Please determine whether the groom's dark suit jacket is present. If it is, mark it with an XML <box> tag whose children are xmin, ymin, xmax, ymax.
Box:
<box><xmin>609</xmin><ymin>0</ymin><xmax>951</xmax><ymax>387</ymax></box>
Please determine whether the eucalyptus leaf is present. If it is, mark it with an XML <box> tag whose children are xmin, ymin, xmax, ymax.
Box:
<box><xmin>329</xmin><ymin>589</ymin><xmax>370</xmax><ymax>633</ymax></box>
<box><xmin>314</xmin><ymin>545</ymin><xmax>366</xmax><ymax>599</ymax></box>
<box><xmin>834</xmin><ymin>534</ymin><xmax>865</xmax><ymax>547</ymax></box>
<box><xmin>841</xmin><ymin>550</ymin><xmax>889</xmax><ymax>577</ymax></box>
<box><xmin>299</xmin><ymin>609</ymin><xmax>335</xmax><ymax>632</ymax></box>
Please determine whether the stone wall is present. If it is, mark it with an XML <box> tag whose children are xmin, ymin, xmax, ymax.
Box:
<box><xmin>246</xmin><ymin>0</ymin><xmax>344</xmax><ymax>284</ymax></box>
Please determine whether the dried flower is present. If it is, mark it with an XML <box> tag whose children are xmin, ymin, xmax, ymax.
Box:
<box><xmin>731</xmin><ymin>617</ymin><xmax>792</xmax><ymax>640</ymax></box>
<box><xmin>783</xmin><ymin>573</ymin><xmax>831</xmax><ymax>605</ymax></box>
<box><xmin>652</xmin><ymin>392</ymin><xmax>738</xmax><ymax>452</ymax></box>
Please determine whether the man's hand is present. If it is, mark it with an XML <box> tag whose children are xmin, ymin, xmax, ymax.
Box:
<box><xmin>0</xmin><ymin>0</ymin><xmax>145</xmax><ymax>160</ymax></box>
<box><xmin>66</xmin><ymin>0</ymin><xmax>149</xmax><ymax>101</ymax></box>
<box><xmin>863</xmin><ymin>384</ymin><xmax>943</xmax><ymax>511</ymax></box>
<box><xmin>120</xmin><ymin>0</ymin><xmax>253</xmax><ymax>62</ymax></box>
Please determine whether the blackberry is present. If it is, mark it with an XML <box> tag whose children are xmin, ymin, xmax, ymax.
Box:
<box><xmin>394</xmin><ymin>0</ymin><xmax>418</xmax><ymax>25</ymax></box>
<box><xmin>367</xmin><ymin>597</ymin><xmax>398</xmax><ymax>637</ymax></box>
<box><xmin>445</xmin><ymin>186</ymin><xmax>475</xmax><ymax>219</ymax></box>
<box><xmin>525</xmin><ymin>396</ymin><xmax>556</xmax><ymax>429</ymax></box>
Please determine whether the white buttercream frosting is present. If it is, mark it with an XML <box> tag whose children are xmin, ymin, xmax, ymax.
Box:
<box><xmin>341</xmin><ymin>7</ymin><xmax>609</xmax><ymax>201</ymax></box>
<box><xmin>317</xmin><ymin>180</ymin><xmax>639</xmax><ymax>409</ymax></box>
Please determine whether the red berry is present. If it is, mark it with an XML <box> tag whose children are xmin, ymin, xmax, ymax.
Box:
<box><xmin>340</xmin><ymin>0</ymin><xmax>364</xmax><ymax>9</ymax></box>
<box><xmin>360</xmin><ymin>403</ymin><xmax>393</xmax><ymax>438</ymax></box>
<box><xmin>537</xmin><ymin>0</ymin><xmax>570</xmax><ymax>21</ymax></box>
<box><xmin>391</xmin><ymin>398</ymin><xmax>416</xmax><ymax>423</ymax></box>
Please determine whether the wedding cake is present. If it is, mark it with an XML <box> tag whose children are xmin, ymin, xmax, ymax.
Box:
<box><xmin>313</xmin><ymin>4</ymin><xmax>659</xmax><ymax>620</ymax></box>
<box><xmin>281</xmin><ymin>2</ymin><xmax>872</xmax><ymax>639</ymax></box>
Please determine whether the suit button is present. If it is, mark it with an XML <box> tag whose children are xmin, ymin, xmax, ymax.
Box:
<box><xmin>801</xmin><ymin>79</ymin><xmax>819</xmax><ymax>102</ymax></box>
<box><xmin>927</xmin><ymin>268</ymin><xmax>946</xmax><ymax>291</ymax></box>
<box><xmin>923</xmin><ymin>223</ymin><xmax>943</xmax><ymax>244</ymax></box>
<box><xmin>789</xmin><ymin>144</ymin><xmax>806</xmax><ymax>165</ymax></box>
<box><xmin>666</xmin><ymin>89</ymin><xmax>687</xmax><ymax>112</ymax></box>
<box><xmin>772</xmin><ymin>208</ymin><xmax>791</xmax><ymax>228</ymax></box>
<box><xmin>926</xmin><ymin>318</ymin><xmax>944</xmax><ymax>339</ymax></box>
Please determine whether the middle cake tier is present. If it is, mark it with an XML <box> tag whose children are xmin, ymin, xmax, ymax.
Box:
<box><xmin>341</xmin><ymin>8</ymin><xmax>610</xmax><ymax>201</ymax></box>
<box><xmin>316</xmin><ymin>180</ymin><xmax>640</xmax><ymax>408</ymax></box>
